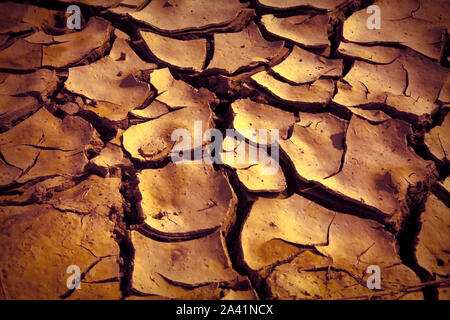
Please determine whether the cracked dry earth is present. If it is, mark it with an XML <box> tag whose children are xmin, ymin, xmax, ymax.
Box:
<box><xmin>0</xmin><ymin>0</ymin><xmax>449</xmax><ymax>301</ymax></box>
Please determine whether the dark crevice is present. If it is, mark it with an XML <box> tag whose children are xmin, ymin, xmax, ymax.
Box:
<box><xmin>116</xmin><ymin>167</ymin><xmax>140</xmax><ymax>299</ymax></box>
<box><xmin>59</xmin><ymin>255</ymin><xmax>113</xmax><ymax>299</ymax></box>
<box><xmin>203</xmin><ymin>34</ymin><xmax>215</xmax><ymax>70</ymax></box>
<box><xmin>408</xmin><ymin>127</ymin><xmax>449</xmax><ymax>180</ymax></box>
<box><xmin>396</xmin><ymin>186</ymin><xmax>439</xmax><ymax>300</ymax></box>
<box><xmin>223</xmin><ymin>171</ymin><xmax>264</xmax><ymax>298</ymax></box>
<box><xmin>431</xmin><ymin>182</ymin><xmax>450</xmax><ymax>207</ymax></box>
<box><xmin>114</xmin><ymin>225</ymin><xmax>135</xmax><ymax>300</ymax></box>
<box><xmin>78</xmin><ymin>109</ymin><xmax>120</xmax><ymax>144</ymax></box>
<box><xmin>135</xmin><ymin>224</ymin><xmax>220</xmax><ymax>243</ymax></box>
<box><xmin>277</xmin><ymin>145</ymin><xmax>394</xmax><ymax>230</ymax></box>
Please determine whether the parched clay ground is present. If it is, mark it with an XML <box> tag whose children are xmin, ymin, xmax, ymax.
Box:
<box><xmin>0</xmin><ymin>0</ymin><xmax>449</xmax><ymax>300</ymax></box>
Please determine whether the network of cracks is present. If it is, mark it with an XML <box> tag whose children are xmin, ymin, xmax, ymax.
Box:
<box><xmin>0</xmin><ymin>0</ymin><xmax>448</xmax><ymax>300</ymax></box>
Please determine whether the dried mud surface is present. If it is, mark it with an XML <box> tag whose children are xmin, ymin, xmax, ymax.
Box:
<box><xmin>0</xmin><ymin>0</ymin><xmax>449</xmax><ymax>300</ymax></box>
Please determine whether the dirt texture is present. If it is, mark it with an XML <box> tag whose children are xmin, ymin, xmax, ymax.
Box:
<box><xmin>0</xmin><ymin>0</ymin><xmax>448</xmax><ymax>300</ymax></box>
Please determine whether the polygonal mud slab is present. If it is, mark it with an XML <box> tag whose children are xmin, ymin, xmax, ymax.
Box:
<box><xmin>108</xmin><ymin>0</ymin><xmax>148</xmax><ymax>16</ymax></box>
<box><xmin>0</xmin><ymin>2</ymin><xmax>63</xmax><ymax>34</ymax></box>
<box><xmin>394</xmin><ymin>50</ymin><xmax>448</xmax><ymax>116</ymax></box>
<box><xmin>0</xmin><ymin>0</ymin><xmax>448</xmax><ymax>301</ymax></box>
<box><xmin>346</xmin><ymin>108</ymin><xmax>391</xmax><ymax>123</ymax></box>
<box><xmin>123</xmin><ymin>103</ymin><xmax>215</xmax><ymax>163</ymax></box>
<box><xmin>0</xmin><ymin>96</ymin><xmax>40</xmax><ymax>133</ymax></box>
<box><xmin>48</xmin><ymin>175</ymin><xmax>124</xmax><ymax>217</ymax></box>
<box><xmin>221</xmin><ymin>136</ymin><xmax>286</xmax><ymax>193</ymax></box>
<box><xmin>220</xmin><ymin>288</ymin><xmax>258</xmax><ymax>300</ymax></box>
<box><xmin>0</xmin><ymin>40</ymin><xmax>42</xmax><ymax>70</ymax></box>
<box><xmin>238</xmin><ymin>190</ymin><xmax>422</xmax><ymax>299</ymax></box>
<box><xmin>0</xmin><ymin>69</ymin><xmax>58</xmax><ymax>97</ymax></box>
<box><xmin>0</xmin><ymin>69</ymin><xmax>59</xmax><ymax>132</ymax></box>
<box><xmin>79</xmin><ymin>101</ymin><xmax>135</xmax><ymax>129</ymax></box>
<box><xmin>67</xmin><ymin>281</ymin><xmax>121</xmax><ymax>300</ymax></box>
<box><xmin>123</xmin><ymin>68</ymin><xmax>217</xmax><ymax>163</ymax></box>
<box><xmin>416</xmin><ymin>194</ymin><xmax>450</xmax><ymax>276</ymax></box>
<box><xmin>266</xmin><ymin>251</ymin><xmax>422</xmax><ymax>300</ymax></box>
<box><xmin>230</xmin><ymin>98</ymin><xmax>296</xmax><ymax>146</ymax></box>
<box><xmin>272</xmin><ymin>46</ymin><xmax>343</xmax><ymax>84</ymax></box>
<box><xmin>131</xmin><ymin>230</ymin><xmax>240</xmax><ymax>298</ymax></box>
<box><xmin>343</xmin><ymin>0</ymin><xmax>450</xmax><ymax>60</ymax></box>
<box><xmin>0</xmin><ymin>171</ymin><xmax>124</xmax><ymax>300</ymax></box>
<box><xmin>130</xmin><ymin>0</ymin><xmax>248</xmax><ymax>33</ymax></box>
<box><xmin>316</xmin><ymin>212</ymin><xmax>401</xmax><ymax>273</ymax></box>
<box><xmin>0</xmin><ymin>176</ymin><xmax>70</xmax><ymax>205</ymax></box>
<box><xmin>260</xmin><ymin>14</ymin><xmax>330</xmax><ymax>48</ymax></box>
<box><xmin>0</xmin><ymin>204</ymin><xmax>120</xmax><ymax>299</ymax></box>
<box><xmin>266</xmin><ymin>252</ymin><xmax>352</xmax><ymax>299</ymax></box>
<box><xmin>130</xmin><ymin>100</ymin><xmax>173</xmax><ymax>120</ymax></box>
<box><xmin>207</xmin><ymin>22</ymin><xmax>285</xmax><ymax>75</ymax></box>
<box><xmin>137</xmin><ymin>162</ymin><xmax>236</xmax><ymax>235</ymax></box>
<box><xmin>88</xmin><ymin>142</ymin><xmax>130</xmax><ymax>178</ymax></box>
<box><xmin>334</xmin><ymin>59</ymin><xmax>405</xmax><ymax>106</ymax></box>
<box><xmin>140</xmin><ymin>30</ymin><xmax>207</xmax><ymax>72</ymax></box>
<box><xmin>66</xmin><ymin>38</ymin><xmax>156</xmax><ymax>119</ymax></box>
<box><xmin>260</xmin><ymin>209</ymin><xmax>424</xmax><ymax>300</ymax></box>
<box><xmin>318</xmin><ymin>117</ymin><xmax>437</xmax><ymax>226</ymax></box>
<box><xmin>0</xmin><ymin>108</ymin><xmax>102</xmax><ymax>186</ymax></box>
<box><xmin>241</xmin><ymin>194</ymin><xmax>336</xmax><ymax>271</ymax></box>
<box><xmin>126</xmin><ymin>282</ymin><xmax>256</xmax><ymax>300</ymax></box>
<box><xmin>24</xmin><ymin>32</ymin><xmax>55</xmax><ymax>44</ymax></box>
<box><xmin>438</xmin><ymin>177</ymin><xmax>450</xmax><ymax>196</ymax></box>
<box><xmin>279</xmin><ymin>112</ymin><xmax>347</xmax><ymax>182</ymax></box>
<box><xmin>333</xmin><ymin>48</ymin><xmax>448</xmax><ymax>117</ymax></box>
<box><xmin>251</xmin><ymin>71</ymin><xmax>334</xmax><ymax>107</ymax></box>
<box><xmin>256</xmin><ymin>0</ymin><xmax>351</xmax><ymax>11</ymax></box>
<box><xmin>424</xmin><ymin>114</ymin><xmax>449</xmax><ymax>162</ymax></box>
<box><xmin>337</xmin><ymin>42</ymin><xmax>401</xmax><ymax>64</ymax></box>
<box><xmin>149</xmin><ymin>68</ymin><xmax>218</xmax><ymax>108</ymax></box>
<box><xmin>439</xmin><ymin>75</ymin><xmax>450</xmax><ymax>105</ymax></box>
<box><xmin>42</xmin><ymin>17</ymin><xmax>113</xmax><ymax>68</ymax></box>
<box><xmin>436</xmin><ymin>273</ymin><xmax>450</xmax><ymax>299</ymax></box>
